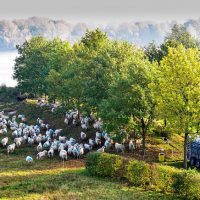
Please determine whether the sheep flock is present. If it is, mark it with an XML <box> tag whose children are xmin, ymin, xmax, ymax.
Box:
<box><xmin>0</xmin><ymin>101</ymin><xmax>138</xmax><ymax>164</ymax></box>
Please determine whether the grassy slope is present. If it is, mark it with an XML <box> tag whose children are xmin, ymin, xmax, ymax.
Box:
<box><xmin>0</xmin><ymin>102</ymin><xmax>183</xmax><ymax>199</ymax></box>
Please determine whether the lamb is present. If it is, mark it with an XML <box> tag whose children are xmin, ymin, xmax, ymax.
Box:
<box><xmin>37</xmin><ymin>143</ymin><xmax>43</xmax><ymax>152</ymax></box>
<box><xmin>59</xmin><ymin>149</ymin><xmax>68</xmax><ymax>161</ymax></box>
<box><xmin>7</xmin><ymin>143</ymin><xmax>16</xmax><ymax>154</ymax></box>
<box><xmin>115</xmin><ymin>143</ymin><xmax>125</xmax><ymax>153</ymax></box>
<box><xmin>36</xmin><ymin>150</ymin><xmax>47</xmax><ymax>160</ymax></box>
<box><xmin>26</xmin><ymin>156</ymin><xmax>33</xmax><ymax>163</ymax></box>
<box><xmin>80</xmin><ymin>131</ymin><xmax>86</xmax><ymax>140</ymax></box>
<box><xmin>97</xmin><ymin>146</ymin><xmax>105</xmax><ymax>153</ymax></box>
<box><xmin>1</xmin><ymin>137</ymin><xmax>8</xmax><ymax>147</ymax></box>
<box><xmin>129</xmin><ymin>140</ymin><xmax>135</xmax><ymax>152</ymax></box>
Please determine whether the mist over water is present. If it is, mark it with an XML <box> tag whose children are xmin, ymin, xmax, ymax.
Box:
<box><xmin>0</xmin><ymin>51</ymin><xmax>18</xmax><ymax>87</ymax></box>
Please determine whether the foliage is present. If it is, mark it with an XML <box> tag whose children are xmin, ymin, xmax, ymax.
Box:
<box><xmin>173</xmin><ymin>169</ymin><xmax>200</xmax><ymax>200</ymax></box>
<box><xmin>126</xmin><ymin>160</ymin><xmax>150</xmax><ymax>187</ymax></box>
<box><xmin>145</xmin><ymin>24</ymin><xmax>200</xmax><ymax>63</ymax></box>
<box><xmin>0</xmin><ymin>85</ymin><xmax>19</xmax><ymax>103</ymax></box>
<box><xmin>151</xmin><ymin>45</ymin><xmax>200</xmax><ymax>168</ymax></box>
<box><xmin>13</xmin><ymin>36</ymin><xmax>71</xmax><ymax>97</ymax></box>
<box><xmin>151</xmin><ymin>165</ymin><xmax>178</xmax><ymax>193</ymax></box>
<box><xmin>86</xmin><ymin>152</ymin><xmax>123</xmax><ymax>178</ymax></box>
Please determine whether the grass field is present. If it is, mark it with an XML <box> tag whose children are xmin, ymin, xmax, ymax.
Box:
<box><xmin>0</xmin><ymin>158</ymin><xmax>180</xmax><ymax>200</ymax></box>
<box><xmin>0</xmin><ymin>102</ymin><xmax>184</xmax><ymax>199</ymax></box>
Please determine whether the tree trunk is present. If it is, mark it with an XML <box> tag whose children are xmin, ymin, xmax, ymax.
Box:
<box><xmin>141</xmin><ymin>118</ymin><xmax>146</xmax><ymax>159</ymax></box>
<box><xmin>142</xmin><ymin>132</ymin><xmax>146</xmax><ymax>159</ymax></box>
<box><xmin>184</xmin><ymin>132</ymin><xmax>189</xmax><ymax>169</ymax></box>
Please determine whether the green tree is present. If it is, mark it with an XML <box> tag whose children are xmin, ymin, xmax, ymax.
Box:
<box><xmin>145</xmin><ymin>24</ymin><xmax>200</xmax><ymax>63</ymax></box>
<box><xmin>13</xmin><ymin>37</ymin><xmax>71</xmax><ymax>97</ymax></box>
<box><xmin>99</xmin><ymin>47</ymin><xmax>154</xmax><ymax>157</ymax></box>
<box><xmin>144</xmin><ymin>41</ymin><xmax>162</xmax><ymax>63</ymax></box>
<box><xmin>13</xmin><ymin>37</ymin><xmax>49</xmax><ymax>96</ymax></box>
<box><xmin>151</xmin><ymin>45</ymin><xmax>200</xmax><ymax>168</ymax></box>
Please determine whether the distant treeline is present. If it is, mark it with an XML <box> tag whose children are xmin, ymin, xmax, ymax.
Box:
<box><xmin>0</xmin><ymin>85</ymin><xmax>19</xmax><ymax>103</ymax></box>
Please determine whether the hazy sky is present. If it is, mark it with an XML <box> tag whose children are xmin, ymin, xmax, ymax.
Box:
<box><xmin>0</xmin><ymin>51</ymin><xmax>17</xmax><ymax>87</ymax></box>
<box><xmin>0</xmin><ymin>0</ymin><xmax>200</xmax><ymax>24</ymax></box>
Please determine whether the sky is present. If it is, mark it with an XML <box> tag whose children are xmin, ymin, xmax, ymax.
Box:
<box><xmin>0</xmin><ymin>0</ymin><xmax>200</xmax><ymax>24</ymax></box>
<box><xmin>0</xmin><ymin>51</ymin><xmax>17</xmax><ymax>87</ymax></box>
<box><xmin>1</xmin><ymin>0</ymin><xmax>200</xmax><ymax>86</ymax></box>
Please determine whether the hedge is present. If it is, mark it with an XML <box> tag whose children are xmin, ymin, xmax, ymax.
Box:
<box><xmin>85</xmin><ymin>152</ymin><xmax>123</xmax><ymax>178</ymax></box>
<box><xmin>85</xmin><ymin>152</ymin><xmax>200</xmax><ymax>199</ymax></box>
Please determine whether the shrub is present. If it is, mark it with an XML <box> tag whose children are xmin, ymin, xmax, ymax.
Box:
<box><xmin>85</xmin><ymin>152</ymin><xmax>101</xmax><ymax>176</ymax></box>
<box><xmin>173</xmin><ymin>169</ymin><xmax>200</xmax><ymax>200</ymax></box>
<box><xmin>151</xmin><ymin>164</ymin><xmax>178</xmax><ymax>193</ymax></box>
<box><xmin>85</xmin><ymin>153</ymin><xmax>123</xmax><ymax>178</ymax></box>
<box><xmin>126</xmin><ymin>160</ymin><xmax>150</xmax><ymax>188</ymax></box>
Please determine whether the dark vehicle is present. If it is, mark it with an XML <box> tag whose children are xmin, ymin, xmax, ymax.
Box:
<box><xmin>188</xmin><ymin>141</ymin><xmax>200</xmax><ymax>168</ymax></box>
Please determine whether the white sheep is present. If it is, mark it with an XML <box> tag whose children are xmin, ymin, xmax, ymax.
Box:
<box><xmin>95</xmin><ymin>137</ymin><xmax>101</xmax><ymax>146</ymax></box>
<box><xmin>89</xmin><ymin>139</ymin><xmax>95</xmax><ymax>148</ymax></box>
<box><xmin>129</xmin><ymin>140</ymin><xmax>135</xmax><ymax>152</ymax></box>
<box><xmin>1</xmin><ymin>137</ymin><xmax>8</xmax><ymax>147</ymax></box>
<box><xmin>84</xmin><ymin>143</ymin><xmax>91</xmax><ymax>151</ymax></box>
<box><xmin>80</xmin><ymin>131</ymin><xmax>86</xmax><ymax>140</ymax></box>
<box><xmin>26</xmin><ymin>156</ymin><xmax>33</xmax><ymax>163</ymax></box>
<box><xmin>0</xmin><ymin>128</ymin><xmax>7</xmax><ymax>134</ymax></box>
<box><xmin>37</xmin><ymin>143</ymin><xmax>43</xmax><ymax>152</ymax></box>
<box><xmin>48</xmin><ymin>148</ymin><xmax>54</xmax><ymax>158</ymax></box>
<box><xmin>104</xmin><ymin>140</ymin><xmax>111</xmax><ymax>149</ymax></box>
<box><xmin>64</xmin><ymin>118</ymin><xmax>69</xmax><ymax>126</ymax></box>
<box><xmin>115</xmin><ymin>143</ymin><xmax>125</xmax><ymax>153</ymax></box>
<box><xmin>36</xmin><ymin>150</ymin><xmax>47</xmax><ymax>160</ymax></box>
<box><xmin>7</xmin><ymin>143</ymin><xmax>16</xmax><ymax>154</ymax></box>
<box><xmin>97</xmin><ymin>146</ymin><xmax>105</xmax><ymax>153</ymax></box>
<box><xmin>59</xmin><ymin>149</ymin><xmax>68</xmax><ymax>161</ymax></box>
<box><xmin>28</xmin><ymin>137</ymin><xmax>34</xmax><ymax>145</ymax></box>
<box><xmin>59</xmin><ymin>136</ymin><xmax>66</xmax><ymax>143</ymax></box>
<box><xmin>81</xmin><ymin>123</ymin><xmax>88</xmax><ymax>130</ymax></box>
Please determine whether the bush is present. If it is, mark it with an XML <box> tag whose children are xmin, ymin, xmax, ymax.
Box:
<box><xmin>173</xmin><ymin>169</ymin><xmax>200</xmax><ymax>200</ymax></box>
<box><xmin>126</xmin><ymin>160</ymin><xmax>150</xmax><ymax>188</ymax></box>
<box><xmin>85</xmin><ymin>153</ymin><xmax>123</xmax><ymax>178</ymax></box>
<box><xmin>151</xmin><ymin>165</ymin><xmax>178</xmax><ymax>193</ymax></box>
<box><xmin>85</xmin><ymin>152</ymin><xmax>101</xmax><ymax>176</ymax></box>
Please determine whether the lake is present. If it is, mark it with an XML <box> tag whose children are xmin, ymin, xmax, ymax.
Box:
<box><xmin>0</xmin><ymin>51</ymin><xmax>18</xmax><ymax>87</ymax></box>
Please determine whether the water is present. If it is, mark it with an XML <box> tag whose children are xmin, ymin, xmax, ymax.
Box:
<box><xmin>0</xmin><ymin>51</ymin><xmax>18</xmax><ymax>87</ymax></box>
